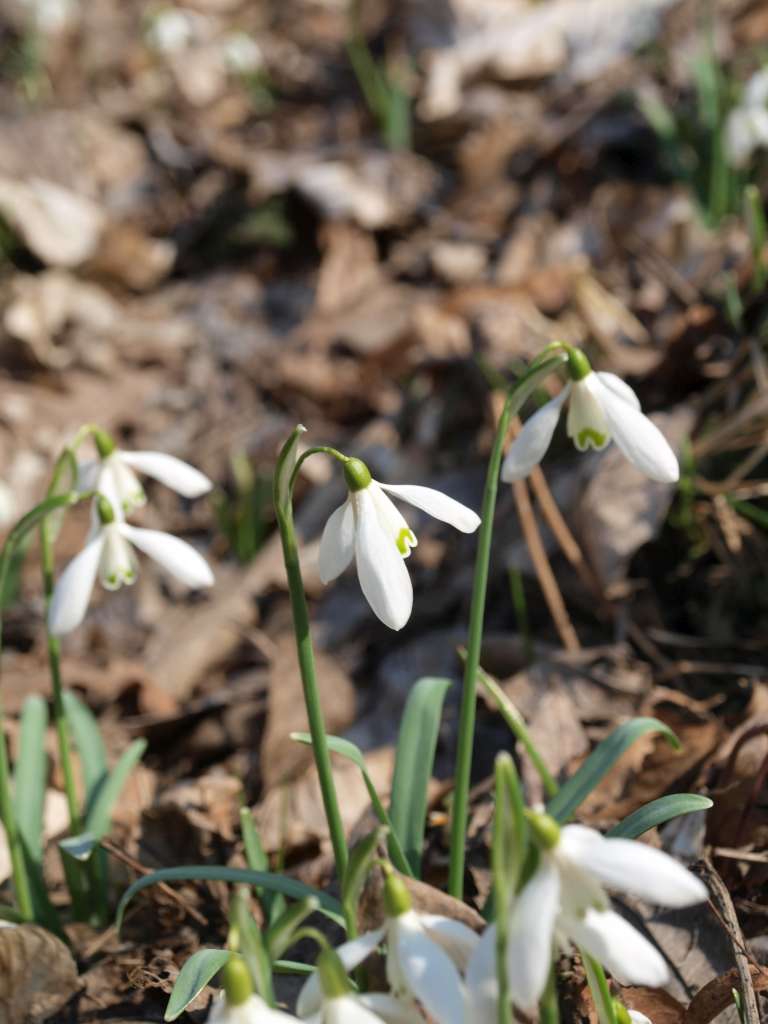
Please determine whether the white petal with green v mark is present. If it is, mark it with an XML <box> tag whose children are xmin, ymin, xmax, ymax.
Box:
<box><xmin>78</xmin><ymin>448</ymin><xmax>212</xmax><ymax>516</ymax></box>
<box><xmin>318</xmin><ymin>471</ymin><xmax>480</xmax><ymax>631</ymax></box>
<box><xmin>49</xmin><ymin>518</ymin><xmax>213</xmax><ymax>635</ymax></box>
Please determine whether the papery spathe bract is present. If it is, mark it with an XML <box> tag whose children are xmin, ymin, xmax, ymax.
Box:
<box><xmin>319</xmin><ymin>459</ymin><xmax>481</xmax><ymax>630</ymax></box>
<box><xmin>78</xmin><ymin>444</ymin><xmax>212</xmax><ymax>517</ymax></box>
<box><xmin>48</xmin><ymin>504</ymin><xmax>214</xmax><ymax>635</ymax></box>
<box><xmin>501</xmin><ymin>355</ymin><xmax>679</xmax><ymax>484</ymax></box>
<box><xmin>504</xmin><ymin>819</ymin><xmax>708</xmax><ymax>1011</ymax></box>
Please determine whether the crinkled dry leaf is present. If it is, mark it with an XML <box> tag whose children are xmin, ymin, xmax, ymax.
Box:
<box><xmin>0</xmin><ymin>923</ymin><xmax>79</xmax><ymax>1023</ymax></box>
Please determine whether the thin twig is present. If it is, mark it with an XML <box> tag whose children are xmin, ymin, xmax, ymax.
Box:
<box><xmin>100</xmin><ymin>839</ymin><xmax>208</xmax><ymax>927</ymax></box>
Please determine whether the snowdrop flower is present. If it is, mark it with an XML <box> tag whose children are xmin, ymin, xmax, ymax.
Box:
<box><xmin>725</xmin><ymin>67</ymin><xmax>768</xmax><ymax>169</ymax></box>
<box><xmin>298</xmin><ymin>947</ymin><xmax>418</xmax><ymax>1024</ymax></box>
<box><xmin>78</xmin><ymin>429</ymin><xmax>212</xmax><ymax>516</ymax></box>
<box><xmin>501</xmin><ymin>348</ymin><xmax>679</xmax><ymax>484</ymax></box>
<box><xmin>505</xmin><ymin>815</ymin><xmax>708</xmax><ymax>1011</ymax></box>
<box><xmin>300</xmin><ymin>872</ymin><xmax>478</xmax><ymax>1024</ymax></box>
<box><xmin>48</xmin><ymin>495</ymin><xmax>213</xmax><ymax>635</ymax></box>
<box><xmin>319</xmin><ymin>458</ymin><xmax>480</xmax><ymax>630</ymax></box>
<box><xmin>208</xmin><ymin>955</ymin><xmax>298</xmax><ymax>1023</ymax></box>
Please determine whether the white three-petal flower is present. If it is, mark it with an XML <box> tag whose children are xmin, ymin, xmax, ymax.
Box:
<box><xmin>500</xmin><ymin>371</ymin><xmax>679</xmax><ymax>484</ymax></box>
<box><xmin>48</xmin><ymin>517</ymin><xmax>214</xmax><ymax>635</ymax></box>
<box><xmin>207</xmin><ymin>992</ymin><xmax>299</xmax><ymax>1024</ymax></box>
<box><xmin>505</xmin><ymin>824</ymin><xmax>707</xmax><ymax>1010</ymax></box>
<box><xmin>319</xmin><ymin>480</ymin><xmax>480</xmax><ymax>630</ymax></box>
<box><xmin>78</xmin><ymin>449</ymin><xmax>212</xmax><ymax>516</ymax></box>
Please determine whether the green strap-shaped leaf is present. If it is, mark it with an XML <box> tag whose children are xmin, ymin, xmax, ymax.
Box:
<box><xmin>165</xmin><ymin>948</ymin><xmax>231</xmax><ymax>1021</ymax></box>
<box><xmin>547</xmin><ymin>718</ymin><xmax>680</xmax><ymax>824</ymax></box>
<box><xmin>14</xmin><ymin>696</ymin><xmax>48</xmax><ymax>861</ymax></box>
<box><xmin>62</xmin><ymin>690</ymin><xmax>108</xmax><ymax>803</ymax></box>
<box><xmin>291</xmin><ymin>732</ymin><xmax>412</xmax><ymax>876</ymax></box>
<box><xmin>266</xmin><ymin>896</ymin><xmax>320</xmax><ymax>961</ymax></box>
<box><xmin>86</xmin><ymin>738</ymin><xmax>146</xmax><ymax>838</ymax></box>
<box><xmin>115</xmin><ymin>866</ymin><xmax>344</xmax><ymax>930</ymax></box>
<box><xmin>390</xmin><ymin>676</ymin><xmax>451</xmax><ymax>877</ymax></box>
<box><xmin>607</xmin><ymin>794</ymin><xmax>713</xmax><ymax>839</ymax></box>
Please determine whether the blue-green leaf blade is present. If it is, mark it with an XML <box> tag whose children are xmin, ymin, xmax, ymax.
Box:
<box><xmin>14</xmin><ymin>695</ymin><xmax>48</xmax><ymax>862</ymax></box>
<box><xmin>607</xmin><ymin>794</ymin><xmax>713</xmax><ymax>839</ymax></box>
<box><xmin>547</xmin><ymin>717</ymin><xmax>680</xmax><ymax>824</ymax></box>
<box><xmin>115</xmin><ymin>866</ymin><xmax>344</xmax><ymax>930</ymax></box>
<box><xmin>85</xmin><ymin>738</ymin><xmax>146</xmax><ymax>840</ymax></box>
<box><xmin>390</xmin><ymin>676</ymin><xmax>451</xmax><ymax>876</ymax></box>
<box><xmin>165</xmin><ymin>948</ymin><xmax>231</xmax><ymax>1021</ymax></box>
<box><xmin>62</xmin><ymin>690</ymin><xmax>108</xmax><ymax>801</ymax></box>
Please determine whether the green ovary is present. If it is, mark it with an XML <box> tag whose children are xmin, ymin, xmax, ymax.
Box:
<box><xmin>396</xmin><ymin>528</ymin><xmax>416</xmax><ymax>556</ymax></box>
<box><xmin>576</xmin><ymin>428</ymin><xmax>607</xmax><ymax>450</ymax></box>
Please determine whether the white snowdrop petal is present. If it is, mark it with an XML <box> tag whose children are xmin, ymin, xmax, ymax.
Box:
<box><xmin>420</xmin><ymin>914</ymin><xmax>480</xmax><ymax>970</ymax></box>
<box><xmin>297</xmin><ymin>927</ymin><xmax>385</xmax><ymax>1018</ymax></box>
<box><xmin>48</xmin><ymin>531</ymin><xmax>105</xmax><ymax>635</ymax></box>
<box><xmin>98</xmin><ymin>525</ymin><xmax>138</xmax><ymax>590</ymax></box>
<box><xmin>324</xmin><ymin>995</ymin><xmax>386</xmax><ymax>1024</ymax></box>
<box><xmin>595</xmin><ymin>372</ymin><xmax>641</xmax><ymax>410</ymax></box>
<box><xmin>596</xmin><ymin>381</ymin><xmax>680</xmax><ymax>482</ymax></box>
<box><xmin>118</xmin><ymin>525</ymin><xmax>214</xmax><ymax>589</ymax></box>
<box><xmin>358</xmin><ymin>993</ymin><xmax>421</xmax><ymax>1024</ymax></box>
<box><xmin>566</xmin><ymin>908</ymin><xmax>670</xmax><ymax>987</ymax></box>
<box><xmin>318</xmin><ymin>501</ymin><xmax>355</xmax><ymax>583</ymax></box>
<box><xmin>505</xmin><ymin>857</ymin><xmax>561</xmax><ymax>1011</ymax></box>
<box><xmin>562</xmin><ymin>827</ymin><xmax>707</xmax><ymax>908</ymax></box>
<box><xmin>501</xmin><ymin>387</ymin><xmax>570</xmax><ymax>481</ymax></box>
<box><xmin>465</xmin><ymin>925</ymin><xmax>499</xmax><ymax>1024</ymax></box>
<box><xmin>393</xmin><ymin>921</ymin><xmax>466</xmax><ymax>1024</ymax></box>
<box><xmin>369</xmin><ymin>484</ymin><xmax>416</xmax><ymax>557</ymax></box>
<box><xmin>628</xmin><ymin>1012</ymin><xmax>652</xmax><ymax>1024</ymax></box>
<box><xmin>120</xmin><ymin>450</ymin><xmax>213</xmax><ymax>498</ymax></box>
<box><xmin>76</xmin><ymin>459</ymin><xmax>100</xmax><ymax>492</ymax></box>
<box><xmin>378</xmin><ymin>484</ymin><xmax>480</xmax><ymax>534</ymax></box>
<box><xmin>566</xmin><ymin>376</ymin><xmax>611</xmax><ymax>451</ymax></box>
<box><xmin>354</xmin><ymin>489</ymin><xmax>413</xmax><ymax>630</ymax></box>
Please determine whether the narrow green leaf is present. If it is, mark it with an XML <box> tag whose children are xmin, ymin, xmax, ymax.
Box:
<box><xmin>14</xmin><ymin>696</ymin><xmax>48</xmax><ymax>861</ymax></box>
<box><xmin>62</xmin><ymin>690</ymin><xmax>108</xmax><ymax>802</ymax></box>
<box><xmin>608</xmin><ymin>794</ymin><xmax>713</xmax><ymax>839</ymax></box>
<box><xmin>267</xmin><ymin>896</ymin><xmax>320</xmax><ymax>961</ymax></box>
<box><xmin>291</xmin><ymin>732</ymin><xmax>412</xmax><ymax>876</ymax></box>
<box><xmin>547</xmin><ymin>718</ymin><xmax>680</xmax><ymax>824</ymax></box>
<box><xmin>390</xmin><ymin>676</ymin><xmax>451</xmax><ymax>876</ymax></box>
<box><xmin>85</xmin><ymin>738</ymin><xmax>146</xmax><ymax>839</ymax></box>
<box><xmin>273</xmin><ymin>959</ymin><xmax>314</xmax><ymax>976</ymax></box>
<box><xmin>115</xmin><ymin>867</ymin><xmax>344</xmax><ymax>930</ymax></box>
<box><xmin>231</xmin><ymin>886</ymin><xmax>272</xmax><ymax>1002</ymax></box>
<box><xmin>342</xmin><ymin>826</ymin><xmax>386</xmax><ymax>914</ymax></box>
<box><xmin>239</xmin><ymin>806</ymin><xmax>284</xmax><ymax>923</ymax></box>
<box><xmin>165</xmin><ymin>948</ymin><xmax>231</xmax><ymax>1021</ymax></box>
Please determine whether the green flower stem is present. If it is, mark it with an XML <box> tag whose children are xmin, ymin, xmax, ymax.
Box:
<box><xmin>274</xmin><ymin>433</ymin><xmax>349</xmax><ymax>891</ymax></box>
<box><xmin>0</xmin><ymin>489</ymin><xmax>87</xmax><ymax>920</ymax></box>
<box><xmin>539</xmin><ymin>966</ymin><xmax>561</xmax><ymax>1024</ymax></box>
<box><xmin>448</xmin><ymin>353</ymin><xmax>567</xmax><ymax>898</ymax></box>
<box><xmin>492</xmin><ymin>754</ymin><xmax>526</xmax><ymax>1024</ymax></box>
<box><xmin>583</xmin><ymin>953</ymin><xmax>617</xmax><ymax>1024</ymax></box>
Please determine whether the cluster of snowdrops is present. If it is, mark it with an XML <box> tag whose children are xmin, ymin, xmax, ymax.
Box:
<box><xmin>12</xmin><ymin>345</ymin><xmax>708</xmax><ymax>1024</ymax></box>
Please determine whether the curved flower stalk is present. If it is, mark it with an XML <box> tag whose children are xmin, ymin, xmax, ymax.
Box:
<box><xmin>501</xmin><ymin>349</ymin><xmax>679</xmax><ymax>484</ymax></box>
<box><xmin>725</xmin><ymin>67</ymin><xmax>768</xmax><ymax>169</ymax></box>
<box><xmin>48</xmin><ymin>496</ymin><xmax>213</xmax><ymax>635</ymax></box>
<box><xmin>77</xmin><ymin>428</ymin><xmax>212</xmax><ymax>516</ymax></box>
<box><xmin>504</xmin><ymin>816</ymin><xmax>708</xmax><ymax>1011</ymax></box>
<box><xmin>319</xmin><ymin>458</ymin><xmax>480</xmax><ymax>630</ymax></box>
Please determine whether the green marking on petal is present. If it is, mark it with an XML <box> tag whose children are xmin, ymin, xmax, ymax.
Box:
<box><xmin>107</xmin><ymin>573</ymin><xmax>118</xmax><ymax>586</ymax></box>
<box><xmin>396</xmin><ymin>528</ymin><xmax>416</xmax><ymax>556</ymax></box>
<box><xmin>576</xmin><ymin>428</ymin><xmax>607</xmax><ymax>450</ymax></box>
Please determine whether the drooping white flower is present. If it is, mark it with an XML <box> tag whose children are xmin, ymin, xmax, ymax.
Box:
<box><xmin>725</xmin><ymin>67</ymin><xmax>768</xmax><ymax>168</ymax></box>
<box><xmin>504</xmin><ymin>819</ymin><xmax>708</xmax><ymax>1011</ymax></box>
<box><xmin>501</xmin><ymin>350</ymin><xmax>679</xmax><ymax>484</ymax></box>
<box><xmin>207</xmin><ymin>992</ymin><xmax>298</xmax><ymax>1024</ymax></box>
<box><xmin>78</xmin><ymin>433</ymin><xmax>212</xmax><ymax>516</ymax></box>
<box><xmin>628</xmin><ymin>1013</ymin><xmax>652</xmax><ymax>1024</ymax></box>
<box><xmin>319</xmin><ymin>459</ymin><xmax>480</xmax><ymax>630</ymax></box>
<box><xmin>48</xmin><ymin>497</ymin><xmax>214</xmax><ymax>635</ymax></box>
<box><xmin>464</xmin><ymin>924</ymin><xmax>500</xmax><ymax>1024</ymax></box>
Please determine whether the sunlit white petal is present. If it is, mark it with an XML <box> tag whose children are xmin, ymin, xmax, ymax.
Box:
<box><xmin>318</xmin><ymin>501</ymin><xmax>355</xmax><ymax>584</ymax></box>
<box><xmin>595</xmin><ymin>371</ymin><xmax>640</xmax><ymax>410</ymax></box>
<box><xmin>506</xmin><ymin>857</ymin><xmax>560</xmax><ymax>1010</ymax></box>
<box><xmin>98</xmin><ymin>524</ymin><xmax>138</xmax><ymax>590</ymax></box>
<box><xmin>378</xmin><ymin>484</ymin><xmax>480</xmax><ymax>534</ymax></box>
<box><xmin>465</xmin><ymin>925</ymin><xmax>498</xmax><ymax>1024</ymax></box>
<box><xmin>369</xmin><ymin>484</ymin><xmax>417</xmax><ymax>558</ymax></box>
<box><xmin>297</xmin><ymin>928</ymin><xmax>385</xmax><ymax>1018</ymax></box>
<box><xmin>120</xmin><ymin>450</ymin><xmax>213</xmax><ymax>499</ymax></box>
<box><xmin>419</xmin><ymin>913</ymin><xmax>479</xmax><ymax>971</ymax></box>
<box><xmin>353</xmin><ymin>489</ymin><xmax>412</xmax><ymax>630</ymax></box>
<box><xmin>48</xmin><ymin>531</ymin><xmax>105</xmax><ymax>635</ymax></box>
<box><xmin>501</xmin><ymin>386</ymin><xmax>570</xmax><ymax>481</ymax></box>
<box><xmin>595</xmin><ymin>379</ymin><xmax>679</xmax><ymax>482</ymax></box>
<box><xmin>119</xmin><ymin>524</ymin><xmax>214</xmax><ymax>589</ymax></box>
<box><xmin>560</xmin><ymin>825</ymin><xmax>707</xmax><ymax>908</ymax></box>
<box><xmin>566</xmin><ymin>376</ymin><xmax>611</xmax><ymax>452</ymax></box>
<box><xmin>628</xmin><ymin>1012</ymin><xmax>652</xmax><ymax>1024</ymax></box>
<box><xmin>207</xmin><ymin>992</ymin><xmax>299</xmax><ymax>1023</ymax></box>
<box><xmin>391</xmin><ymin>915</ymin><xmax>466</xmax><ymax>1024</ymax></box>
<box><xmin>566</xmin><ymin>907</ymin><xmax>670</xmax><ymax>987</ymax></box>
<box><xmin>357</xmin><ymin>994</ymin><xmax>420</xmax><ymax>1024</ymax></box>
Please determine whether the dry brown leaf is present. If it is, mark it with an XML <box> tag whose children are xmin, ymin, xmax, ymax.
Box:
<box><xmin>0</xmin><ymin>924</ymin><xmax>79</xmax><ymax>1023</ymax></box>
<box><xmin>684</xmin><ymin>966</ymin><xmax>768</xmax><ymax>1024</ymax></box>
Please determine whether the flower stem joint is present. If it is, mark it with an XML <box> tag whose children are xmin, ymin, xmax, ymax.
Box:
<box><xmin>383</xmin><ymin>870</ymin><xmax>413</xmax><ymax>918</ymax></box>
<box><xmin>342</xmin><ymin>458</ymin><xmax>372</xmax><ymax>492</ymax></box>
<box><xmin>222</xmin><ymin>955</ymin><xmax>252</xmax><ymax>1007</ymax></box>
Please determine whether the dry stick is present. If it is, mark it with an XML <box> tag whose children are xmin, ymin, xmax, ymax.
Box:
<box><xmin>100</xmin><ymin>839</ymin><xmax>208</xmax><ymax>927</ymax></box>
<box><xmin>699</xmin><ymin>855</ymin><xmax>762</xmax><ymax>1024</ymax></box>
<box><xmin>505</xmin><ymin>417</ymin><xmax>580</xmax><ymax>652</ymax></box>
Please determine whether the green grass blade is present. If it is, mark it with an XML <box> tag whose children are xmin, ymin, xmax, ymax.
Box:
<box><xmin>547</xmin><ymin>718</ymin><xmax>680</xmax><ymax>824</ymax></box>
<box><xmin>165</xmin><ymin>948</ymin><xmax>231</xmax><ymax>1021</ymax></box>
<box><xmin>273</xmin><ymin>960</ymin><xmax>314</xmax><ymax>975</ymax></box>
<box><xmin>14</xmin><ymin>695</ymin><xmax>48</xmax><ymax>861</ymax></box>
<box><xmin>62</xmin><ymin>690</ymin><xmax>108</xmax><ymax>802</ymax></box>
<box><xmin>115</xmin><ymin>866</ymin><xmax>344</xmax><ymax>930</ymax></box>
<box><xmin>390</xmin><ymin>677</ymin><xmax>451</xmax><ymax>877</ymax></box>
<box><xmin>607</xmin><ymin>794</ymin><xmax>712</xmax><ymax>839</ymax></box>
<box><xmin>291</xmin><ymin>732</ymin><xmax>412</xmax><ymax>876</ymax></box>
<box><xmin>86</xmin><ymin>738</ymin><xmax>146</xmax><ymax>839</ymax></box>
